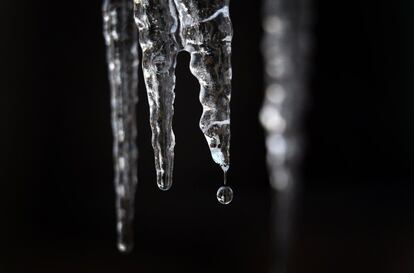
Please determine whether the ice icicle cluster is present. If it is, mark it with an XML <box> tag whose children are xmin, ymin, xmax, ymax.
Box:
<box><xmin>134</xmin><ymin>0</ymin><xmax>233</xmax><ymax>194</ymax></box>
<box><xmin>103</xmin><ymin>0</ymin><xmax>139</xmax><ymax>253</ymax></box>
<box><xmin>260</xmin><ymin>0</ymin><xmax>311</xmax><ymax>192</ymax></box>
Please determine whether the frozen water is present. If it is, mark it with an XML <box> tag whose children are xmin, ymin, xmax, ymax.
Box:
<box><xmin>134</xmin><ymin>0</ymin><xmax>179</xmax><ymax>191</ymax></box>
<box><xmin>134</xmin><ymin>0</ymin><xmax>233</xmax><ymax>192</ymax></box>
<box><xmin>103</xmin><ymin>0</ymin><xmax>234</xmax><ymax>249</ymax></box>
<box><xmin>103</xmin><ymin>0</ymin><xmax>139</xmax><ymax>253</ymax></box>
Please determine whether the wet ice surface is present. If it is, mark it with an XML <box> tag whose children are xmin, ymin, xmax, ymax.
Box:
<box><xmin>134</xmin><ymin>0</ymin><xmax>233</xmax><ymax>200</ymax></box>
<box><xmin>103</xmin><ymin>0</ymin><xmax>139</xmax><ymax>253</ymax></box>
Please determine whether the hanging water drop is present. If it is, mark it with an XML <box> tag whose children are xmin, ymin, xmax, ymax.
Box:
<box><xmin>217</xmin><ymin>171</ymin><xmax>232</xmax><ymax>205</ymax></box>
<box><xmin>217</xmin><ymin>186</ymin><xmax>233</xmax><ymax>205</ymax></box>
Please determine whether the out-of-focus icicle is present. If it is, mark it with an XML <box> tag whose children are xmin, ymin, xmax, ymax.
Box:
<box><xmin>260</xmin><ymin>0</ymin><xmax>311</xmax><ymax>193</ymax></box>
<box><xmin>134</xmin><ymin>0</ymin><xmax>179</xmax><ymax>191</ymax></box>
<box><xmin>260</xmin><ymin>0</ymin><xmax>312</xmax><ymax>271</ymax></box>
<box><xmin>103</xmin><ymin>0</ymin><xmax>139</xmax><ymax>253</ymax></box>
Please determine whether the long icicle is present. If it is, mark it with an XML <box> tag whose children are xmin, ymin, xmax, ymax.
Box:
<box><xmin>260</xmin><ymin>0</ymin><xmax>312</xmax><ymax>271</ymax></box>
<box><xmin>134</xmin><ymin>0</ymin><xmax>179</xmax><ymax>191</ymax></box>
<box><xmin>103</xmin><ymin>0</ymin><xmax>139</xmax><ymax>253</ymax></box>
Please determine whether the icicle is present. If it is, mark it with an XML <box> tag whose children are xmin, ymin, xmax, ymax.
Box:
<box><xmin>174</xmin><ymin>0</ymin><xmax>233</xmax><ymax>204</ymax></box>
<box><xmin>260</xmin><ymin>0</ymin><xmax>312</xmax><ymax>272</ymax></box>
<box><xmin>134</xmin><ymin>0</ymin><xmax>179</xmax><ymax>191</ymax></box>
<box><xmin>103</xmin><ymin>0</ymin><xmax>139</xmax><ymax>253</ymax></box>
<box><xmin>260</xmin><ymin>0</ymin><xmax>311</xmax><ymax>192</ymax></box>
<box><xmin>134</xmin><ymin>0</ymin><xmax>234</xmax><ymax>203</ymax></box>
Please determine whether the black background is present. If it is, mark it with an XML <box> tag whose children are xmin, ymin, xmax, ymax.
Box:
<box><xmin>1</xmin><ymin>0</ymin><xmax>414</xmax><ymax>272</ymax></box>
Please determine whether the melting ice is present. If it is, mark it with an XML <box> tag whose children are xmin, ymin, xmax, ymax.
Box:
<box><xmin>134</xmin><ymin>0</ymin><xmax>233</xmax><ymax>197</ymax></box>
<box><xmin>104</xmin><ymin>0</ymin><xmax>234</xmax><ymax>253</ymax></box>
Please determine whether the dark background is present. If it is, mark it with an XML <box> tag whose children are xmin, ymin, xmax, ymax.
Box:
<box><xmin>1</xmin><ymin>0</ymin><xmax>414</xmax><ymax>272</ymax></box>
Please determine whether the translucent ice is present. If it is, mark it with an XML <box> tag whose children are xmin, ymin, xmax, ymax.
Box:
<box><xmin>134</xmin><ymin>0</ymin><xmax>179</xmax><ymax>191</ymax></box>
<box><xmin>103</xmin><ymin>0</ymin><xmax>139</xmax><ymax>253</ymax></box>
<box><xmin>174</xmin><ymin>0</ymin><xmax>233</xmax><ymax>173</ymax></box>
<box><xmin>134</xmin><ymin>0</ymin><xmax>233</xmax><ymax>191</ymax></box>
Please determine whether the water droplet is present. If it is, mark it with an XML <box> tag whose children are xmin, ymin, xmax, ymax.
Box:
<box><xmin>216</xmin><ymin>186</ymin><xmax>233</xmax><ymax>205</ymax></box>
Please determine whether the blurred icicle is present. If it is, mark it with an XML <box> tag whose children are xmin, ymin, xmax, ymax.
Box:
<box><xmin>175</xmin><ymin>0</ymin><xmax>233</xmax><ymax>175</ymax></box>
<box><xmin>259</xmin><ymin>0</ymin><xmax>312</xmax><ymax>271</ymax></box>
<box><xmin>103</xmin><ymin>0</ymin><xmax>139</xmax><ymax>253</ymax></box>
<box><xmin>260</xmin><ymin>0</ymin><xmax>311</xmax><ymax>193</ymax></box>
